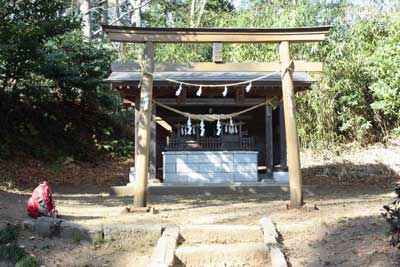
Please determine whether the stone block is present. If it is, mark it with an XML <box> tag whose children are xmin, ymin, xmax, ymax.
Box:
<box><xmin>233</xmin><ymin>172</ymin><xmax>258</xmax><ymax>182</ymax></box>
<box><xmin>206</xmin><ymin>153</ymin><xmax>233</xmax><ymax>163</ymax></box>
<box><xmin>164</xmin><ymin>163</ymin><xmax>176</xmax><ymax>173</ymax></box>
<box><xmin>60</xmin><ymin>221</ymin><xmax>102</xmax><ymax>242</ymax></box>
<box><xmin>187</xmin><ymin>173</ymin><xmax>209</xmax><ymax>183</ymax></box>
<box><xmin>234</xmin><ymin>163</ymin><xmax>257</xmax><ymax>173</ymax></box>
<box><xmin>273</xmin><ymin>172</ymin><xmax>289</xmax><ymax>183</ymax></box>
<box><xmin>148</xmin><ymin>225</ymin><xmax>180</xmax><ymax>267</ymax></box>
<box><xmin>175</xmin><ymin>243</ymin><xmax>269</xmax><ymax>267</ymax></box>
<box><xmin>270</xmin><ymin>247</ymin><xmax>288</xmax><ymax>267</ymax></box>
<box><xmin>176</xmin><ymin>163</ymin><xmax>193</xmax><ymax>173</ymax></box>
<box><xmin>162</xmin><ymin>225</ymin><xmax>180</xmax><ymax>241</ymax></box>
<box><xmin>260</xmin><ymin>217</ymin><xmax>278</xmax><ymax>245</ymax></box>
<box><xmin>103</xmin><ymin>224</ymin><xmax>162</xmax><ymax>241</ymax></box>
<box><xmin>180</xmin><ymin>224</ymin><xmax>263</xmax><ymax>244</ymax></box>
<box><xmin>150</xmin><ymin>236</ymin><xmax>177</xmax><ymax>266</ymax></box>
<box><xmin>187</xmin><ymin>153</ymin><xmax>206</xmax><ymax>163</ymax></box>
<box><xmin>220</xmin><ymin>163</ymin><xmax>235</xmax><ymax>172</ymax></box>
<box><xmin>234</xmin><ymin>153</ymin><xmax>257</xmax><ymax>163</ymax></box>
<box><xmin>210</xmin><ymin>173</ymin><xmax>234</xmax><ymax>183</ymax></box>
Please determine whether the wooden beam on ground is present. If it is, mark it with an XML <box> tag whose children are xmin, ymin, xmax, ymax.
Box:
<box><xmin>279</xmin><ymin>41</ymin><xmax>303</xmax><ymax>208</ymax></box>
<box><xmin>265</xmin><ymin>103</ymin><xmax>274</xmax><ymax>178</ymax></box>
<box><xmin>103</xmin><ymin>25</ymin><xmax>331</xmax><ymax>43</ymax></box>
<box><xmin>111</xmin><ymin>61</ymin><xmax>323</xmax><ymax>73</ymax></box>
<box><xmin>134</xmin><ymin>42</ymin><xmax>154</xmax><ymax>208</ymax></box>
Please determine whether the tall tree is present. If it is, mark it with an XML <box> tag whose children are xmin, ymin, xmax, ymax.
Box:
<box><xmin>79</xmin><ymin>0</ymin><xmax>92</xmax><ymax>39</ymax></box>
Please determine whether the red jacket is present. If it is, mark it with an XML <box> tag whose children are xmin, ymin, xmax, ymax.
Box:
<box><xmin>27</xmin><ymin>181</ymin><xmax>55</xmax><ymax>218</ymax></box>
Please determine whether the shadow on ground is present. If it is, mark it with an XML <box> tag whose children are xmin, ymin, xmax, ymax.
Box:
<box><xmin>289</xmin><ymin>215</ymin><xmax>398</xmax><ymax>267</ymax></box>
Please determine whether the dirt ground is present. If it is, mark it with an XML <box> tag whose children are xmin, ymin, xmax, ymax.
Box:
<box><xmin>1</xmin><ymin>144</ymin><xmax>400</xmax><ymax>267</ymax></box>
<box><xmin>0</xmin><ymin>184</ymin><xmax>399</xmax><ymax>267</ymax></box>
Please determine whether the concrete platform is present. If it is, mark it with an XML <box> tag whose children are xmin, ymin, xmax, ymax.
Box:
<box><xmin>110</xmin><ymin>182</ymin><xmax>290</xmax><ymax>196</ymax></box>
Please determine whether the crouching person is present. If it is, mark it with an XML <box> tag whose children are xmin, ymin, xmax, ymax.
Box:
<box><xmin>27</xmin><ymin>181</ymin><xmax>58</xmax><ymax>218</ymax></box>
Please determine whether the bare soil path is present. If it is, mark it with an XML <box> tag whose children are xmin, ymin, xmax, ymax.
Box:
<box><xmin>0</xmin><ymin>184</ymin><xmax>398</xmax><ymax>267</ymax></box>
<box><xmin>1</xmin><ymin>144</ymin><xmax>399</xmax><ymax>266</ymax></box>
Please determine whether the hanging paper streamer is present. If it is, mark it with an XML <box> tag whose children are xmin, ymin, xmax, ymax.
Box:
<box><xmin>180</xmin><ymin>127</ymin><xmax>184</xmax><ymax>136</ymax></box>
<box><xmin>186</xmin><ymin>117</ymin><xmax>192</xmax><ymax>135</ymax></box>
<box><xmin>234</xmin><ymin>125</ymin><xmax>238</xmax><ymax>134</ymax></box>
<box><xmin>196</xmin><ymin>86</ymin><xmax>202</xmax><ymax>96</ymax></box>
<box><xmin>222</xmin><ymin>86</ymin><xmax>228</xmax><ymax>97</ymax></box>
<box><xmin>143</xmin><ymin>95</ymin><xmax>149</xmax><ymax>111</ymax></box>
<box><xmin>245</xmin><ymin>82</ymin><xmax>252</xmax><ymax>93</ymax></box>
<box><xmin>175</xmin><ymin>82</ymin><xmax>183</xmax><ymax>96</ymax></box>
<box><xmin>229</xmin><ymin>118</ymin><xmax>234</xmax><ymax>134</ymax></box>
<box><xmin>216</xmin><ymin>119</ymin><xmax>222</xmax><ymax>136</ymax></box>
<box><xmin>224</xmin><ymin>123</ymin><xmax>228</xmax><ymax>133</ymax></box>
<box><xmin>200</xmin><ymin>120</ymin><xmax>205</xmax><ymax>137</ymax></box>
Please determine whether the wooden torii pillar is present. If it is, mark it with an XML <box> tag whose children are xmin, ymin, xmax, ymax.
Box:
<box><xmin>103</xmin><ymin>26</ymin><xmax>330</xmax><ymax>208</ymax></box>
<box><xmin>133</xmin><ymin>42</ymin><xmax>154</xmax><ymax>207</ymax></box>
<box><xmin>280</xmin><ymin>41</ymin><xmax>302</xmax><ymax>207</ymax></box>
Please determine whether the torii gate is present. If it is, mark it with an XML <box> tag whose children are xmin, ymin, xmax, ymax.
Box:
<box><xmin>103</xmin><ymin>26</ymin><xmax>331</xmax><ymax>208</ymax></box>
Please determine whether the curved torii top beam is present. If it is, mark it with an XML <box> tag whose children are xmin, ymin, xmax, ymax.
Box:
<box><xmin>102</xmin><ymin>25</ymin><xmax>331</xmax><ymax>43</ymax></box>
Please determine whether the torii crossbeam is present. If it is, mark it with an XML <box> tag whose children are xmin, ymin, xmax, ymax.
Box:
<box><xmin>103</xmin><ymin>25</ymin><xmax>331</xmax><ymax>208</ymax></box>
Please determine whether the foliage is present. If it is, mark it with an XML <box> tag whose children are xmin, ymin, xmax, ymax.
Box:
<box><xmin>2</xmin><ymin>0</ymin><xmax>400</xmax><ymax>160</ymax></box>
<box><xmin>94</xmin><ymin>128</ymin><xmax>134</xmax><ymax>158</ymax></box>
<box><xmin>302</xmin><ymin>12</ymin><xmax>400</xmax><ymax>147</ymax></box>
<box><xmin>0</xmin><ymin>225</ymin><xmax>36</xmax><ymax>266</ymax></box>
<box><xmin>0</xmin><ymin>225</ymin><xmax>25</xmax><ymax>263</ymax></box>
<box><xmin>0</xmin><ymin>243</ymin><xmax>25</xmax><ymax>262</ymax></box>
<box><xmin>15</xmin><ymin>256</ymin><xmax>38</xmax><ymax>267</ymax></box>
<box><xmin>0</xmin><ymin>225</ymin><xmax>17</xmax><ymax>244</ymax></box>
<box><xmin>0</xmin><ymin>0</ymin><xmax>133</xmax><ymax>160</ymax></box>
<box><xmin>191</xmin><ymin>0</ymin><xmax>400</xmax><ymax>148</ymax></box>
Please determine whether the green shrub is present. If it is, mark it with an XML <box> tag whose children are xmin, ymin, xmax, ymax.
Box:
<box><xmin>0</xmin><ymin>244</ymin><xmax>25</xmax><ymax>262</ymax></box>
<box><xmin>16</xmin><ymin>256</ymin><xmax>38</xmax><ymax>267</ymax></box>
<box><xmin>0</xmin><ymin>225</ymin><xmax>17</xmax><ymax>245</ymax></box>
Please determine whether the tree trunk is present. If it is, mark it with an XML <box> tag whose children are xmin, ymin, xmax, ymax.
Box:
<box><xmin>131</xmin><ymin>0</ymin><xmax>142</xmax><ymax>27</ymax></box>
<box><xmin>190</xmin><ymin>0</ymin><xmax>196</xmax><ymax>27</ymax></box>
<box><xmin>100</xmin><ymin>0</ymin><xmax>108</xmax><ymax>38</ymax></box>
<box><xmin>195</xmin><ymin>0</ymin><xmax>207</xmax><ymax>27</ymax></box>
<box><xmin>102</xmin><ymin>0</ymin><xmax>108</xmax><ymax>25</ymax></box>
<box><xmin>116</xmin><ymin>0</ymin><xmax>121</xmax><ymax>21</ymax></box>
<box><xmin>79</xmin><ymin>0</ymin><xmax>92</xmax><ymax>39</ymax></box>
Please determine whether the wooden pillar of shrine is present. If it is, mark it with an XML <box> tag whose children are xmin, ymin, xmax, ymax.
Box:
<box><xmin>149</xmin><ymin>104</ymin><xmax>157</xmax><ymax>180</ymax></box>
<box><xmin>134</xmin><ymin>42</ymin><xmax>154</xmax><ymax>207</ymax></box>
<box><xmin>279</xmin><ymin>102</ymin><xmax>288</xmax><ymax>170</ymax></box>
<box><xmin>279</xmin><ymin>41</ymin><xmax>303</xmax><ymax>208</ymax></box>
<box><xmin>265</xmin><ymin>102</ymin><xmax>274</xmax><ymax>177</ymax></box>
<box><xmin>134</xmin><ymin>97</ymin><xmax>140</xmax><ymax>169</ymax></box>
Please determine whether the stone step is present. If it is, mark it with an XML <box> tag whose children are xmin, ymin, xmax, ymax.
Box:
<box><xmin>175</xmin><ymin>242</ymin><xmax>270</xmax><ymax>267</ymax></box>
<box><xmin>179</xmin><ymin>224</ymin><xmax>263</xmax><ymax>244</ymax></box>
